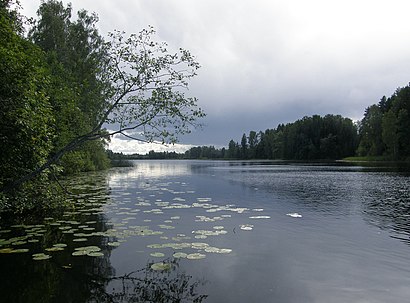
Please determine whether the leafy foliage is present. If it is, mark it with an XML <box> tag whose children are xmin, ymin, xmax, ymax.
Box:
<box><xmin>101</xmin><ymin>27</ymin><xmax>205</xmax><ymax>143</ymax></box>
<box><xmin>226</xmin><ymin>115</ymin><xmax>358</xmax><ymax>160</ymax></box>
<box><xmin>358</xmin><ymin>84</ymin><xmax>410</xmax><ymax>160</ymax></box>
<box><xmin>0</xmin><ymin>1</ymin><xmax>55</xmax><ymax>204</ymax></box>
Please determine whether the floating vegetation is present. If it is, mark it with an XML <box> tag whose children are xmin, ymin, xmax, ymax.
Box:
<box><xmin>150</xmin><ymin>262</ymin><xmax>172</xmax><ymax>271</ymax></box>
<box><xmin>194</xmin><ymin>235</ymin><xmax>207</xmax><ymax>239</ymax></box>
<box><xmin>158</xmin><ymin>225</ymin><xmax>175</xmax><ymax>230</ymax></box>
<box><xmin>192</xmin><ymin>229</ymin><xmax>227</xmax><ymax>237</ymax></box>
<box><xmin>53</xmin><ymin>243</ymin><xmax>67</xmax><ymax>248</ymax></box>
<box><xmin>0</xmin><ymin>248</ymin><xmax>14</xmax><ymax>253</ymax></box>
<box><xmin>45</xmin><ymin>247</ymin><xmax>64</xmax><ymax>252</ymax></box>
<box><xmin>0</xmin><ymin>248</ymin><xmax>29</xmax><ymax>254</ymax></box>
<box><xmin>204</xmin><ymin>247</ymin><xmax>232</xmax><ymax>254</ymax></box>
<box><xmin>72</xmin><ymin>250</ymin><xmax>88</xmax><ymax>256</ymax></box>
<box><xmin>195</xmin><ymin>215</ymin><xmax>224</xmax><ymax>222</ymax></box>
<box><xmin>27</xmin><ymin>239</ymin><xmax>40</xmax><ymax>243</ymax></box>
<box><xmin>0</xmin><ymin>168</ymin><xmax>278</xmax><ymax>268</ymax></box>
<box><xmin>87</xmin><ymin>251</ymin><xmax>104</xmax><ymax>257</ymax></box>
<box><xmin>173</xmin><ymin>252</ymin><xmax>188</xmax><ymax>258</ymax></box>
<box><xmin>240</xmin><ymin>224</ymin><xmax>254</xmax><ymax>231</ymax></box>
<box><xmin>150</xmin><ymin>252</ymin><xmax>165</xmax><ymax>258</ymax></box>
<box><xmin>197</xmin><ymin>198</ymin><xmax>212</xmax><ymax>202</ymax></box>
<box><xmin>107</xmin><ymin>242</ymin><xmax>121</xmax><ymax>247</ymax></box>
<box><xmin>147</xmin><ymin>243</ymin><xmax>192</xmax><ymax>250</ymax></box>
<box><xmin>191</xmin><ymin>242</ymin><xmax>209</xmax><ymax>250</ymax></box>
<box><xmin>173</xmin><ymin>197</ymin><xmax>186</xmax><ymax>202</ymax></box>
<box><xmin>11</xmin><ymin>241</ymin><xmax>27</xmax><ymax>246</ymax></box>
<box><xmin>72</xmin><ymin>246</ymin><xmax>102</xmax><ymax>257</ymax></box>
<box><xmin>11</xmin><ymin>248</ymin><xmax>30</xmax><ymax>253</ymax></box>
<box><xmin>186</xmin><ymin>253</ymin><xmax>206</xmax><ymax>260</ymax></box>
<box><xmin>32</xmin><ymin>253</ymin><xmax>51</xmax><ymax>261</ymax></box>
<box><xmin>286</xmin><ymin>213</ymin><xmax>302</xmax><ymax>218</ymax></box>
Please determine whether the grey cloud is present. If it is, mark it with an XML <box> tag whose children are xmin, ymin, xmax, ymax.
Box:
<box><xmin>21</xmin><ymin>0</ymin><xmax>410</xmax><ymax>151</ymax></box>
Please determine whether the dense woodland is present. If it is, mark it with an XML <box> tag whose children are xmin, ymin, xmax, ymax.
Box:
<box><xmin>357</xmin><ymin>86</ymin><xmax>410</xmax><ymax>160</ymax></box>
<box><xmin>1</xmin><ymin>1</ymin><xmax>410</xmax><ymax>213</ymax></box>
<box><xmin>0</xmin><ymin>0</ymin><xmax>114</xmax><ymax>212</ymax></box>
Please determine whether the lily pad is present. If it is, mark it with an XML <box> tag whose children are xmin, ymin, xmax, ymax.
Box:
<box><xmin>173</xmin><ymin>252</ymin><xmax>188</xmax><ymax>258</ymax></box>
<box><xmin>191</xmin><ymin>243</ymin><xmax>209</xmax><ymax>249</ymax></box>
<box><xmin>11</xmin><ymin>248</ymin><xmax>30</xmax><ymax>253</ymax></box>
<box><xmin>45</xmin><ymin>247</ymin><xmax>64</xmax><ymax>252</ymax></box>
<box><xmin>72</xmin><ymin>250</ymin><xmax>88</xmax><ymax>256</ymax></box>
<box><xmin>107</xmin><ymin>242</ymin><xmax>121</xmax><ymax>247</ymax></box>
<box><xmin>27</xmin><ymin>239</ymin><xmax>40</xmax><ymax>243</ymax></box>
<box><xmin>249</xmin><ymin>216</ymin><xmax>271</xmax><ymax>219</ymax></box>
<box><xmin>194</xmin><ymin>235</ymin><xmax>207</xmax><ymax>239</ymax></box>
<box><xmin>150</xmin><ymin>262</ymin><xmax>172</xmax><ymax>271</ymax></box>
<box><xmin>204</xmin><ymin>247</ymin><xmax>232</xmax><ymax>254</ymax></box>
<box><xmin>53</xmin><ymin>243</ymin><xmax>67</xmax><ymax>248</ymax></box>
<box><xmin>158</xmin><ymin>225</ymin><xmax>175</xmax><ymax>230</ymax></box>
<box><xmin>0</xmin><ymin>248</ymin><xmax>14</xmax><ymax>254</ymax></box>
<box><xmin>186</xmin><ymin>253</ymin><xmax>206</xmax><ymax>260</ymax></box>
<box><xmin>32</xmin><ymin>253</ymin><xmax>52</xmax><ymax>261</ymax></box>
<box><xmin>11</xmin><ymin>241</ymin><xmax>27</xmax><ymax>246</ymax></box>
<box><xmin>240</xmin><ymin>224</ymin><xmax>254</xmax><ymax>231</ymax></box>
<box><xmin>286</xmin><ymin>213</ymin><xmax>302</xmax><ymax>218</ymax></box>
<box><xmin>150</xmin><ymin>252</ymin><xmax>165</xmax><ymax>258</ymax></box>
<box><xmin>87</xmin><ymin>251</ymin><xmax>104</xmax><ymax>257</ymax></box>
<box><xmin>213</xmin><ymin>226</ymin><xmax>225</xmax><ymax>230</ymax></box>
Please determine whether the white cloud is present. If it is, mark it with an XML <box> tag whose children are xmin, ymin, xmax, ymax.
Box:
<box><xmin>108</xmin><ymin>133</ymin><xmax>194</xmax><ymax>155</ymax></box>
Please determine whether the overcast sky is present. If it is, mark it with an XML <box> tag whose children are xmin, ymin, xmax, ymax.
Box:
<box><xmin>20</xmin><ymin>0</ymin><xmax>410</xmax><ymax>154</ymax></box>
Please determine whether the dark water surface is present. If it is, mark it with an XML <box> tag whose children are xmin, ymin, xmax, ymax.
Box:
<box><xmin>1</xmin><ymin>160</ymin><xmax>410</xmax><ymax>302</ymax></box>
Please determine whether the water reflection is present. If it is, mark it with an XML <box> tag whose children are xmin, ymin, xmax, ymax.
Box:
<box><xmin>0</xmin><ymin>171</ymin><xmax>116</xmax><ymax>303</ymax></box>
<box><xmin>214</xmin><ymin>161</ymin><xmax>410</xmax><ymax>246</ymax></box>
<box><xmin>90</xmin><ymin>259</ymin><xmax>207</xmax><ymax>303</ymax></box>
<box><xmin>360</xmin><ymin>173</ymin><xmax>410</xmax><ymax>244</ymax></box>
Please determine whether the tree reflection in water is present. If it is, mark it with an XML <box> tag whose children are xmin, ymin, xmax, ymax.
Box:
<box><xmin>88</xmin><ymin>259</ymin><xmax>208</xmax><ymax>303</ymax></box>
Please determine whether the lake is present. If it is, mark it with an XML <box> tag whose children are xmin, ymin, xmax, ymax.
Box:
<box><xmin>1</xmin><ymin>160</ymin><xmax>410</xmax><ymax>302</ymax></box>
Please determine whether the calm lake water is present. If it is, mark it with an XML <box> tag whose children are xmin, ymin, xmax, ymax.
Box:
<box><xmin>1</xmin><ymin>160</ymin><xmax>410</xmax><ymax>302</ymax></box>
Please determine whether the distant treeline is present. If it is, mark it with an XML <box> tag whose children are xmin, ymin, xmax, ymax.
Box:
<box><xmin>225</xmin><ymin>114</ymin><xmax>358</xmax><ymax>160</ymax></box>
